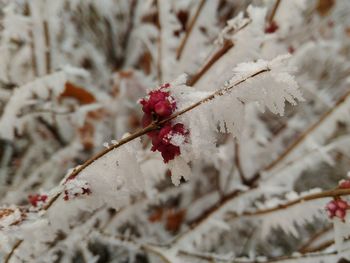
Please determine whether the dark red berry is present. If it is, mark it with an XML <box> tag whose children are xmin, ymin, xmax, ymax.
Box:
<box><xmin>28</xmin><ymin>194</ymin><xmax>48</xmax><ymax>207</ymax></box>
<box><xmin>339</xmin><ymin>180</ymin><xmax>350</xmax><ymax>189</ymax></box>
<box><xmin>265</xmin><ymin>21</ymin><xmax>279</xmax><ymax>34</ymax></box>
<box><xmin>154</xmin><ymin>101</ymin><xmax>172</xmax><ymax>117</ymax></box>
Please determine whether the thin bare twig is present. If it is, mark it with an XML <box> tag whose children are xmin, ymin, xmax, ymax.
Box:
<box><xmin>27</xmin><ymin>3</ymin><xmax>38</xmax><ymax>77</ymax></box>
<box><xmin>156</xmin><ymin>0</ymin><xmax>163</xmax><ymax>83</ymax></box>
<box><xmin>43</xmin><ymin>20</ymin><xmax>51</xmax><ymax>74</ymax></box>
<box><xmin>234</xmin><ymin>141</ymin><xmax>250</xmax><ymax>185</ymax></box>
<box><xmin>227</xmin><ymin>187</ymin><xmax>350</xmax><ymax>219</ymax></box>
<box><xmin>176</xmin><ymin>0</ymin><xmax>206</xmax><ymax>60</ymax></box>
<box><xmin>188</xmin><ymin>40</ymin><xmax>233</xmax><ymax>86</ymax></box>
<box><xmin>268</xmin><ymin>0</ymin><xmax>282</xmax><ymax>23</ymax></box>
<box><xmin>179</xmin><ymin>248</ymin><xmax>339</xmax><ymax>263</ymax></box>
<box><xmin>188</xmin><ymin>19</ymin><xmax>251</xmax><ymax>86</ymax></box>
<box><xmin>4</xmin><ymin>240</ymin><xmax>22</xmax><ymax>263</ymax></box>
<box><xmin>298</xmin><ymin>225</ymin><xmax>333</xmax><ymax>253</ymax></box>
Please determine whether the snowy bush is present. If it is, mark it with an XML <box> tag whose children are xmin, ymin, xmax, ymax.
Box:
<box><xmin>1</xmin><ymin>0</ymin><xmax>350</xmax><ymax>262</ymax></box>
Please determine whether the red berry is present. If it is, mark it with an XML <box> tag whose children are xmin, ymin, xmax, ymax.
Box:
<box><xmin>339</xmin><ymin>180</ymin><xmax>350</xmax><ymax>189</ymax></box>
<box><xmin>28</xmin><ymin>194</ymin><xmax>48</xmax><ymax>207</ymax></box>
<box><xmin>140</xmin><ymin>99</ymin><xmax>152</xmax><ymax>114</ymax></box>
<box><xmin>265</xmin><ymin>21</ymin><xmax>279</xmax><ymax>34</ymax></box>
<box><xmin>159</xmin><ymin>125</ymin><xmax>172</xmax><ymax>141</ymax></box>
<box><xmin>337</xmin><ymin>200</ymin><xmax>348</xmax><ymax>210</ymax></box>
<box><xmin>149</xmin><ymin>91</ymin><xmax>168</xmax><ymax>106</ymax></box>
<box><xmin>154</xmin><ymin>101</ymin><xmax>172</xmax><ymax>117</ymax></box>
<box><xmin>161</xmin><ymin>144</ymin><xmax>180</xmax><ymax>163</ymax></box>
<box><xmin>327</xmin><ymin>201</ymin><xmax>337</xmax><ymax>211</ymax></box>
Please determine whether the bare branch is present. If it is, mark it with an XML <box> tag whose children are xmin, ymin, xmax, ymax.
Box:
<box><xmin>176</xmin><ymin>0</ymin><xmax>206</xmax><ymax>60</ymax></box>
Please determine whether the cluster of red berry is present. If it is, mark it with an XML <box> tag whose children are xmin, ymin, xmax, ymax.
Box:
<box><xmin>140</xmin><ymin>83</ymin><xmax>188</xmax><ymax>163</ymax></box>
<box><xmin>28</xmin><ymin>194</ymin><xmax>48</xmax><ymax>207</ymax></box>
<box><xmin>325</xmin><ymin>179</ymin><xmax>350</xmax><ymax>221</ymax></box>
<box><xmin>326</xmin><ymin>199</ymin><xmax>348</xmax><ymax>220</ymax></box>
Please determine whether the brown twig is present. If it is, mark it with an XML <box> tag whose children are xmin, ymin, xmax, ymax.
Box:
<box><xmin>268</xmin><ymin>0</ymin><xmax>282</xmax><ymax>23</ymax></box>
<box><xmin>188</xmin><ymin>40</ymin><xmax>233</xmax><ymax>86</ymax></box>
<box><xmin>227</xmin><ymin>188</ymin><xmax>350</xmax><ymax>219</ymax></box>
<box><xmin>176</xmin><ymin>0</ymin><xmax>206</xmax><ymax>60</ymax></box>
<box><xmin>187</xmin><ymin>19</ymin><xmax>251</xmax><ymax>86</ymax></box>
<box><xmin>298</xmin><ymin>225</ymin><xmax>333</xmax><ymax>253</ymax></box>
<box><xmin>156</xmin><ymin>0</ymin><xmax>163</xmax><ymax>83</ymax></box>
<box><xmin>27</xmin><ymin>3</ymin><xmax>38</xmax><ymax>77</ymax></box>
<box><xmin>4</xmin><ymin>240</ymin><xmax>22</xmax><ymax>263</ymax></box>
<box><xmin>179</xmin><ymin>248</ymin><xmax>339</xmax><ymax>263</ymax></box>
<box><xmin>234</xmin><ymin>141</ymin><xmax>250</xmax><ymax>185</ymax></box>
<box><xmin>178</xmin><ymin>185</ymin><xmax>349</xmax><ymax>247</ymax></box>
<box><xmin>43</xmin><ymin>20</ymin><xmax>51</xmax><ymax>74</ymax></box>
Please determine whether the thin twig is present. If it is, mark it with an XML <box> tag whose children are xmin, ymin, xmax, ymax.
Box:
<box><xmin>227</xmin><ymin>188</ymin><xmax>350</xmax><ymax>219</ymax></box>
<box><xmin>43</xmin><ymin>20</ymin><xmax>51</xmax><ymax>74</ymax></box>
<box><xmin>300</xmin><ymin>239</ymin><xmax>335</xmax><ymax>253</ymax></box>
<box><xmin>176</xmin><ymin>0</ymin><xmax>206</xmax><ymax>60</ymax></box>
<box><xmin>179</xmin><ymin>248</ymin><xmax>339</xmax><ymax>263</ymax></box>
<box><xmin>4</xmin><ymin>240</ymin><xmax>22</xmax><ymax>263</ymax></box>
<box><xmin>187</xmin><ymin>19</ymin><xmax>251</xmax><ymax>86</ymax></box>
<box><xmin>156</xmin><ymin>0</ymin><xmax>163</xmax><ymax>83</ymax></box>
<box><xmin>234</xmin><ymin>141</ymin><xmax>249</xmax><ymax>185</ymax></box>
<box><xmin>188</xmin><ymin>40</ymin><xmax>233</xmax><ymax>86</ymax></box>
<box><xmin>27</xmin><ymin>3</ymin><xmax>38</xmax><ymax>77</ymax></box>
<box><xmin>298</xmin><ymin>225</ymin><xmax>333</xmax><ymax>253</ymax></box>
<box><xmin>268</xmin><ymin>0</ymin><xmax>282</xmax><ymax>23</ymax></box>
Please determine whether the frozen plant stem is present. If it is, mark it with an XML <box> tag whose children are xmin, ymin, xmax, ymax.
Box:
<box><xmin>234</xmin><ymin>141</ymin><xmax>250</xmax><ymax>185</ymax></box>
<box><xmin>173</xmin><ymin>187</ymin><xmax>350</xmax><ymax>248</ymax></box>
<box><xmin>43</xmin><ymin>20</ymin><xmax>51</xmax><ymax>74</ymax></box>
<box><xmin>27</xmin><ymin>2</ymin><xmax>38</xmax><ymax>77</ymax></box>
<box><xmin>188</xmin><ymin>19</ymin><xmax>251</xmax><ymax>86</ymax></box>
<box><xmin>44</xmin><ymin>67</ymin><xmax>270</xmax><ymax>210</ymax></box>
<box><xmin>228</xmin><ymin>188</ymin><xmax>350</xmax><ymax>219</ymax></box>
<box><xmin>268</xmin><ymin>0</ymin><xmax>282</xmax><ymax>23</ymax></box>
<box><xmin>176</xmin><ymin>0</ymin><xmax>206</xmax><ymax>60</ymax></box>
<box><xmin>156</xmin><ymin>0</ymin><xmax>163</xmax><ymax>83</ymax></box>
